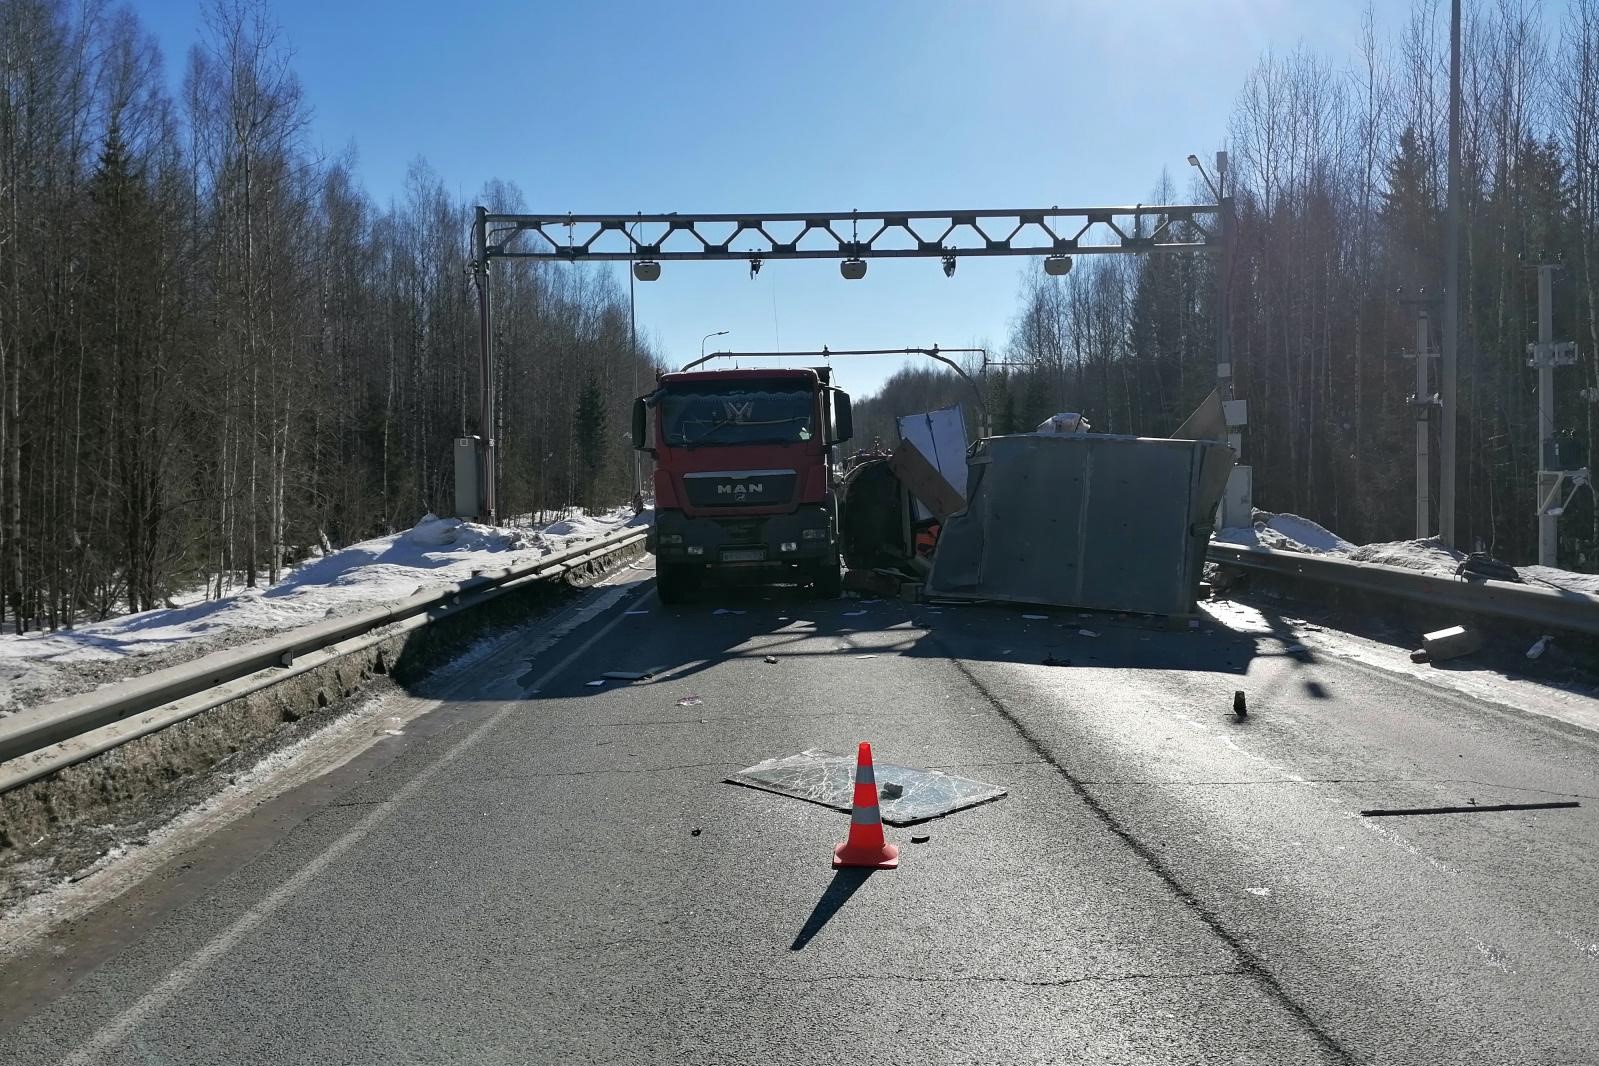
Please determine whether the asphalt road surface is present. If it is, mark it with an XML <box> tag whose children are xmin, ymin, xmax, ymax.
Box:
<box><xmin>2</xmin><ymin>559</ymin><xmax>1596</xmax><ymax>1064</ymax></box>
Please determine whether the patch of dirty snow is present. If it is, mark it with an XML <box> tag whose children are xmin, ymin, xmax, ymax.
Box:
<box><xmin>1344</xmin><ymin>538</ymin><xmax>1465</xmax><ymax>573</ymax></box>
<box><xmin>1520</xmin><ymin>565</ymin><xmax>1599</xmax><ymax>595</ymax></box>
<box><xmin>1214</xmin><ymin>509</ymin><xmax>1599</xmax><ymax>595</ymax></box>
<box><xmin>1214</xmin><ymin>510</ymin><xmax>1352</xmax><ymax>554</ymax></box>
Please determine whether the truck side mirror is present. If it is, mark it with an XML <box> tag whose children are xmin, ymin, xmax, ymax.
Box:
<box><xmin>631</xmin><ymin>397</ymin><xmax>647</xmax><ymax>450</ymax></box>
<box><xmin>833</xmin><ymin>391</ymin><xmax>854</xmax><ymax>444</ymax></box>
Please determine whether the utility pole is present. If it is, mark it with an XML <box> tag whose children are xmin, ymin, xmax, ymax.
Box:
<box><xmin>471</xmin><ymin>206</ymin><xmax>497</xmax><ymax>524</ymax></box>
<box><xmin>1216</xmin><ymin>156</ymin><xmax>1234</xmax><ymax>405</ymax></box>
<box><xmin>1536</xmin><ymin>264</ymin><xmax>1557</xmax><ymax>565</ymax></box>
<box><xmin>1416</xmin><ymin>309</ymin><xmax>1433</xmax><ymax>537</ymax></box>
<box><xmin>1440</xmin><ymin>0</ymin><xmax>1462</xmax><ymax>547</ymax></box>
<box><xmin>629</xmin><ymin>220</ymin><xmax>641</xmax><ymax>500</ymax></box>
<box><xmin>1399</xmin><ymin>291</ymin><xmax>1439</xmax><ymax>539</ymax></box>
<box><xmin>1529</xmin><ymin>264</ymin><xmax>1578</xmax><ymax>567</ymax></box>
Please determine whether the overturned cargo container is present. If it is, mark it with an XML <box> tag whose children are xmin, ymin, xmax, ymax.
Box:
<box><xmin>924</xmin><ymin>433</ymin><xmax>1232</xmax><ymax>617</ymax></box>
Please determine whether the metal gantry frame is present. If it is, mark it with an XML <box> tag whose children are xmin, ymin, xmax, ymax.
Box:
<box><xmin>676</xmin><ymin>346</ymin><xmax>993</xmax><ymax>433</ymax></box>
<box><xmin>468</xmin><ymin>190</ymin><xmax>1234</xmax><ymax>524</ymax></box>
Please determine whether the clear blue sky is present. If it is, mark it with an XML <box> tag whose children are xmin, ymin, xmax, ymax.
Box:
<box><xmin>137</xmin><ymin>0</ymin><xmax>1411</xmax><ymax>400</ymax></box>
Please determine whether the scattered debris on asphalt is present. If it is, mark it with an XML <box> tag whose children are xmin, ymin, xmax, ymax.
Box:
<box><xmin>911</xmin><ymin>833</ymin><xmax>932</xmax><ymax>844</ymax></box>
<box><xmin>763</xmin><ymin>655</ymin><xmax>778</xmax><ymax>664</ymax></box>
<box><xmin>728</xmin><ymin>748</ymin><xmax>1007</xmax><ymax>825</ymax></box>
<box><xmin>602</xmin><ymin>670</ymin><xmax>654</xmax><ymax>681</ymax></box>
<box><xmin>676</xmin><ymin>695</ymin><xmax>703</xmax><ymax>707</ymax></box>
<box><xmin>881</xmin><ymin>782</ymin><xmax>905</xmax><ymax>798</ymax></box>
<box><xmin>690</xmin><ymin>827</ymin><xmax>702</xmax><ymax>837</ymax></box>
<box><xmin>1022</xmin><ymin>614</ymin><xmax>1048</xmax><ymax>620</ymax></box>
<box><xmin>1361</xmin><ymin>801</ymin><xmax>1579</xmax><ymax>817</ymax></box>
<box><xmin>1526</xmin><ymin>635</ymin><xmax>1552</xmax><ymax>660</ymax></box>
<box><xmin>843</xmin><ymin>610</ymin><xmax>867</xmax><ymax>617</ymax></box>
<box><xmin>1078</xmin><ymin>629</ymin><xmax>1100</xmax><ymax>638</ymax></box>
<box><xmin>712</xmin><ymin>608</ymin><xmax>747</xmax><ymax>616</ymax></box>
<box><xmin>1420</xmin><ymin>625</ymin><xmax>1483</xmax><ymax>663</ymax></box>
<box><xmin>585</xmin><ymin>679</ymin><xmax>606</xmax><ymax>687</ymax></box>
<box><xmin>625</xmin><ymin>609</ymin><xmax>649</xmax><ymax>616</ymax></box>
<box><xmin>1234</xmin><ymin>691</ymin><xmax>1247</xmax><ymax>718</ymax></box>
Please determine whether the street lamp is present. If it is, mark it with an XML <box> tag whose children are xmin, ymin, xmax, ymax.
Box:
<box><xmin>1188</xmin><ymin>153</ymin><xmax>1221</xmax><ymax>201</ymax></box>
<box><xmin>701</xmin><ymin>330</ymin><xmax>729</xmax><ymax>359</ymax></box>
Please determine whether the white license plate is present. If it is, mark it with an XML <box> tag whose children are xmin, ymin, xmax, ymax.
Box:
<box><xmin>721</xmin><ymin>548</ymin><xmax>766</xmax><ymax>563</ymax></box>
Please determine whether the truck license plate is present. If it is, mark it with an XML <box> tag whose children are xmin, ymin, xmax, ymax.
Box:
<box><xmin>721</xmin><ymin>548</ymin><xmax>766</xmax><ymax>563</ymax></box>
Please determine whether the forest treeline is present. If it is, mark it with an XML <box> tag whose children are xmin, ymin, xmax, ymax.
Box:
<box><xmin>857</xmin><ymin>1</ymin><xmax>1599</xmax><ymax>569</ymax></box>
<box><xmin>0</xmin><ymin>0</ymin><xmax>656</xmax><ymax>631</ymax></box>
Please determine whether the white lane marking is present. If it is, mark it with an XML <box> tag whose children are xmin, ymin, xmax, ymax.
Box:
<box><xmin>62</xmin><ymin>595</ymin><xmax>644</xmax><ymax>1065</ymax></box>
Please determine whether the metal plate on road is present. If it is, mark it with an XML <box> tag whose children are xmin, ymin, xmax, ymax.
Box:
<box><xmin>728</xmin><ymin>748</ymin><xmax>1007</xmax><ymax>826</ymax></box>
<box><xmin>720</xmin><ymin>548</ymin><xmax>767</xmax><ymax>562</ymax></box>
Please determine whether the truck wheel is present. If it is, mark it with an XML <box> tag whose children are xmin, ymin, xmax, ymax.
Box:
<box><xmin>656</xmin><ymin>562</ymin><xmax>693</xmax><ymax>604</ymax></box>
<box><xmin>812</xmin><ymin>560</ymin><xmax>843</xmax><ymax>599</ymax></box>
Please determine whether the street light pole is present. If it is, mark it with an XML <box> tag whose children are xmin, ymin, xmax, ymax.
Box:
<box><xmin>472</xmin><ymin>206</ymin><xmax>496</xmax><ymax>525</ymax></box>
<box><xmin>629</xmin><ymin>219</ymin><xmax>641</xmax><ymax>499</ymax></box>
<box><xmin>701</xmin><ymin>330</ymin><xmax>729</xmax><ymax>360</ymax></box>
<box><xmin>1441</xmin><ymin>0</ymin><xmax>1462</xmax><ymax>547</ymax></box>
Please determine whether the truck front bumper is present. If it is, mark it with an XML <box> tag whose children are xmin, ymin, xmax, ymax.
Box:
<box><xmin>649</xmin><ymin>506</ymin><xmax>835</xmax><ymax>565</ymax></box>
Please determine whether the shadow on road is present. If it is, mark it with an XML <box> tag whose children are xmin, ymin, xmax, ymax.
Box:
<box><xmin>790</xmin><ymin>867</ymin><xmax>874</xmax><ymax>951</ymax></box>
<box><xmin>516</xmin><ymin>572</ymin><xmax>1323</xmax><ymax>701</ymax></box>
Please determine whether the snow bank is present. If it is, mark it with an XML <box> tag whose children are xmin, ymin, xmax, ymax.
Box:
<box><xmin>0</xmin><ymin>504</ymin><xmax>650</xmax><ymax>716</ymax></box>
<box><xmin>1214</xmin><ymin>509</ymin><xmax>1599</xmax><ymax>595</ymax></box>
<box><xmin>1214</xmin><ymin>511</ymin><xmax>1353</xmax><ymax>554</ymax></box>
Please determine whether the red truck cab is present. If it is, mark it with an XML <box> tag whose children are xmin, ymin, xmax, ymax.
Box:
<box><xmin>632</xmin><ymin>367</ymin><xmax>853</xmax><ymax>603</ymax></box>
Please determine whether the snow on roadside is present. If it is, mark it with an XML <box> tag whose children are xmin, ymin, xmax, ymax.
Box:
<box><xmin>1202</xmin><ymin>598</ymin><xmax>1599</xmax><ymax>735</ymax></box>
<box><xmin>1214</xmin><ymin>510</ymin><xmax>1599</xmax><ymax>595</ymax></box>
<box><xmin>0</xmin><ymin>505</ymin><xmax>650</xmax><ymax>718</ymax></box>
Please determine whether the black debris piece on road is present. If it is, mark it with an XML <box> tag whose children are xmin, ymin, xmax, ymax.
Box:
<box><xmin>1360</xmin><ymin>801</ymin><xmax>1580</xmax><ymax>818</ymax></box>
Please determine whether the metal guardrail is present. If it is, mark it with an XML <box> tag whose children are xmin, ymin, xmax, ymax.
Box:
<box><xmin>1206</xmin><ymin>542</ymin><xmax>1599</xmax><ymax>637</ymax></box>
<box><xmin>0</xmin><ymin>526</ymin><xmax>647</xmax><ymax>767</ymax></box>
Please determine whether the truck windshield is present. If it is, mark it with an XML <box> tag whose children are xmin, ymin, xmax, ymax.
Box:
<box><xmin>658</xmin><ymin>382</ymin><xmax>816</xmax><ymax>447</ymax></box>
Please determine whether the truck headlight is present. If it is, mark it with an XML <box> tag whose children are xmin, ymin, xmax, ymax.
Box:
<box><xmin>686</xmin><ymin>545</ymin><xmax>705</xmax><ymax>556</ymax></box>
<box><xmin>660</xmin><ymin>534</ymin><xmax>683</xmax><ymax>545</ymax></box>
<box><xmin>780</xmin><ymin>541</ymin><xmax>798</xmax><ymax>552</ymax></box>
<box><xmin>801</xmin><ymin>528</ymin><xmax>828</xmax><ymax>540</ymax></box>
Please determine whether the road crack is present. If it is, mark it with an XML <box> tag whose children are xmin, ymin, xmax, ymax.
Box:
<box><xmin>934</xmin><ymin>642</ymin><xmax>1359</xmax><ymax>1065</ymax></box>
<box><xmin>761</xmin><ymin>966</ymin><xmax>1248</xmax><ymax>989</ymax></box>
<box><xmin>471</xmin><ymin>760</ymin><xmax>731</xmax><ymax>780</ymax></box>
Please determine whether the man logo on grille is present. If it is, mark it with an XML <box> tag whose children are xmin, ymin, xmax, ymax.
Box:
<box><xmin>717</xmin><ymin>482</ymin><xmax>763</xmax><ymax>500</ymax></box>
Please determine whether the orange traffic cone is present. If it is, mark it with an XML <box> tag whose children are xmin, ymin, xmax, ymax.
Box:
<box><xmin>833</xmin><ymin>741</ymin><xmax>900</xmax><ymax>869</ymax></box>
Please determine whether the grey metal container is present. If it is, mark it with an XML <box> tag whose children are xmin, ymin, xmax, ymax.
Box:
<box><xmin>925</xmin><ymin>433</ymin><xmax>1233</xmax><ymax>617</ymax></box>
